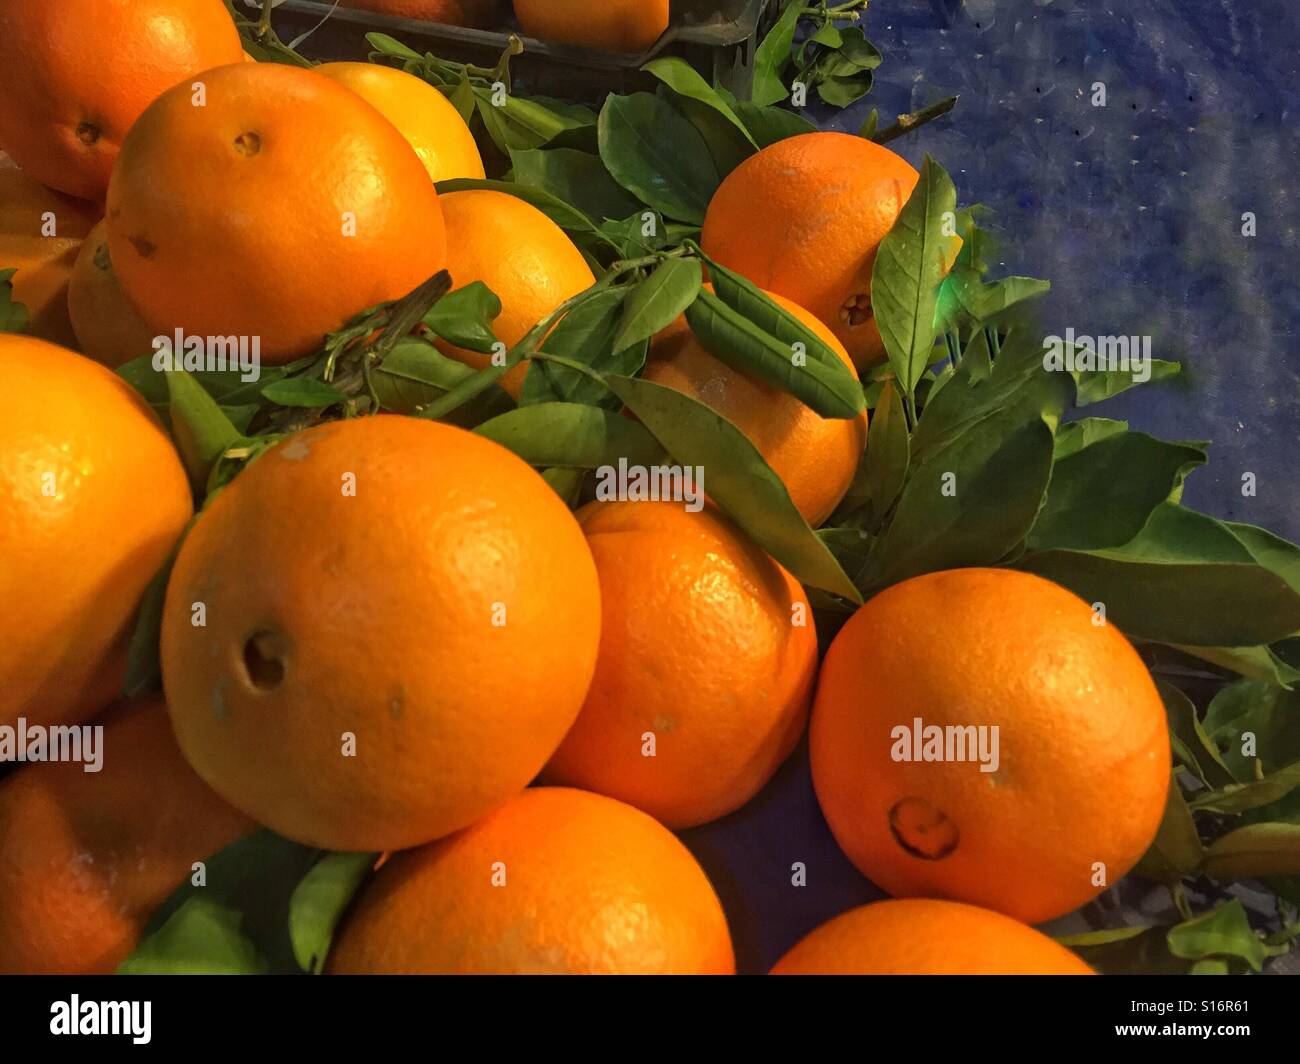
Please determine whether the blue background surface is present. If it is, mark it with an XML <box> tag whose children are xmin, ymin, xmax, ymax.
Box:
<box><xmin>681</xmin><ymin>0</ymin><xmax>1300</xmax><ymax>974</ymax></box>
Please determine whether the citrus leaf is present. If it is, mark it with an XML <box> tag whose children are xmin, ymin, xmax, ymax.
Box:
<box><xmin>612</xmin><ymin>257</ymin><xmax>702</xmax><ymax>354</ymax></box>
<box><xmin>602</xmin><ymin>374</ymin><xmax>861</xmax><ymax>602</ymax></box>
<box><xmin>598</xmin><ymin>93</ymin><xmax>719</xmax><ymax>225</ymax></box>
<box><xmin>684</xmin><ymin>289</ymin><xmax>864</xmax><ymax>418</ymax></box>
<box><xmin>871</xmin><ymin>154</ymin><xmax>958</xmax><ymax>398</ymax></box>
<box><xmin>1028</xmin><ymin>432</ymin><xmax>1208</xmax><ymax>551</ymax></box>
<box><xmin>473</xmin><ymin>88</ymin><xmax>591</xmax><ymax>152</ymax></box>
<box><xmin>288</xmin><ymin>851</ymin><xmax>375</xmax><ymax>975</ymax></box>
<box><xmin>122</xmin><ymin>542</ymin><xmax>185</xmax><ymax>701</ymax></box>
<box><xmin>1158</xmin><ymin>678</ymin><xmax>1236</xmax><ymax>789</ymax></box>
<box><xmin>475</xmin><ymin>402</ymin><xmax>665</xmax><ymax>469</ymax></box>
<box><xmin>1173</xmin><ymin>644</ymin><xmax>1300</xmax><ymax>688</ymax></box>
<box><xmin>260</xmin><ymin>378</ymin><xmax>346</xmax><ymax>409</ymax></box>
<box><xmin>509</xmin><ymin>147</ymin><xmax>641</xmax><ymax>225</ymax></box>
<box><xmin>1203</xmin><ymin>823</ymin><xmax>1300</xmax><ymax>880</ymax></box>
<box><xmin>1053</xmin><ymin>417</ymin><xmax>1129</xmax><ymax>460</ymax></box>
<box><xmin>1073</xmin><ymin>357</ymin><xmax>1182</xmax><ymax>405</ymax></box>
<box><xmin>423</xmin><ymin>281</ymin><xmax>501</xmax><ymax>353</ymax></box>
<box><xmin>165</xmin><ymin>369</ymin><xmax>244</xmax><ymax>493</ymax></box>
<box><xmin>372</xmin><ymin>338</ymin><xmax>514</xmax><ymax>427</ymax></box>
<box><xmin>1132</xmin><ymin>769</ymin><xmax>1204</xmax><ymax>885</ymax></box>
<box><xmin>1190</xmin><ymin>760</ymin><xmax>1300</xmax><ymax>816</ymax></box>
<box><xmin>859</xmin><ymin>378</ymin><xmax>909</xmax><ymax>530</ymax></box>
<box><xmin>0</xmin><ymin>268</ymin><xmax>29</xmax><ymax>333</ymax></box>
<box><xmin>1202</xmin><ymin>679</ymin><xmax>1300</xmax><ymax>780</ymax></box>
<box><xmin>751</xmin><ymin>0</ymin><xmax>803</xmax><ymax>105</ymax></box>
<box><xmin>435</xmin><ymin>177</ymin><xmax>609</xmax><ymax>244</ymax></box>
<box><xmin>1053</xmin><ymin>925</ymin><xmax>1189</xmax><ymax>975</ymax></box>
<box><xmin>1165</xmin><ymin>900</ymin><xmax>1267</xmax><ymax>972</ymax></box>
<box><xmin>642</xmin><ymin>57</ymin><xmax>757</xmax><ymax>148</ymax></box>
<box><xmin>523</xmin><ymin>290</ymin><xmax>647</xmax><ymax>409</ymax></box>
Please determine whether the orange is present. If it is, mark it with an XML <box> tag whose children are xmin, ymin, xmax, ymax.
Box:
<box><xmin>644</xmin><ymin>288</ymin><xmax>867</xmax><ymax>526</ymax></box>
<box><xmin>160</xmin><ymin>415</ymin><xmax>601</xmax><ymax>853</ymax></box>
<box><xmin>514</xmin><ymin>0</ymin><xmax>669</xmax><ymax>53</ymax></box>
<box><xmin>544</xmin><ymin>501</ymin><xmax>817</xmax><ymax>828</ymax></box>
<box><xmin>67</xmin><ymin>220</ymin><xmax>157</xmax><ymax>368</ymax></box>
<box><xmin>771</xmin><ymin>899</ymin><xmax>1095</xmax><ymax>975</ymax></box>
<box><xmin>0</xmin><ymin>335</ymin><xmax>193</xmax><ymax>735</ymax></box>
<box><xmin>0</xmin><ymin>0</ymin><xmax>244</xmax><ymax>200</ymax></box>
<box><xmin>0</xmin><ymin>697</ymin><xmax>253</xmax><ymax>975</ymax></box>
<box><xmin>340</xmin><ymin>0</ymin><xmax>504</xmax><ymax>26</ymax></box>
<box><xmin>436</xmin><ymin>189</ymin><xmax>595</xmax><ymax>399</ymax></box>
<box><xmin>702</xmin><ymin>132</ymin><xmax>928</xmax><ymax>369</ymax></box>
<box><xmin>313</xmin><ymin>62</ymin><xmax>485</xmax><ymax>184</ymax></box>
<box><xmin>328</xmin><ymin>787</ymin><xmax>734</xmax><ymax>974</ymax></box>
<box><xmin>810</xmin><ymin>568</ymin><xmax>1170</xmax><ymax>924</ymax></box>
<box><xmin>106</xmin><ymin>62</ymin><xmax>447</xmax><ymax>365</ymax></box>
<box><xmin>0</xmin><ymin>153</ymin><xmax>100</xmax><ymax>346</ymax></box>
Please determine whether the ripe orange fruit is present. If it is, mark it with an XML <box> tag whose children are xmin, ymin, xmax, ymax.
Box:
<box><xmin>771</xmin><ymin>899</ymin><xmax>1095</xmax><ymax>975</ymax></box>
<box><xmin>160</xmin><ymin>415</ymin><xmax>601</xmax><ymax>853</ymax></box>
<box><xmin>67</xmin><ymin>220</ymin><xmax>157</xmax><ymax>368</ymax></box>
<box><xmin>702</xmin><ymin>132</ymin><xmax>926</xmax><ymax>369</ymax></box>
<box><xmin>544</xmin><ymin>501</ymin><xmax>817</xmax><ymax>828</ymax></box>
<box><xmin>0</xmin><ymin>153</ymin><xmax>100</xmax><ymax>347</ymax></box>
<box><xmin>810</xmin><ymin>568</ymin><xmax>1170</xmax><ymax>924</ymax></box>
<box><xmin>106</xmin><ymin>62</ymin><xmax>447</xmax><ymax>364</ymax></box>
<box><xmin>436</xmin><ymin>189</ymin><xmax>594</xmax><ymax>399</ymax></box>
<box><xmin>0</xmin><ymin>335</ymin><xmax>193</xmax><ymax>735</ymax></box>
<box><xmin>0</xmin><ymin>696</ymin><xmax>253</xmax><ymax>975</ymax></box>
<box><xmin>514</xmin><ymin>0</ymin><xmax>669</xmax><ymax>53</ymax></box>
<box><xmin>313</xmin><ymin>62</ymin><xmax>485</xmax><ymax>184</ymax></box>
<box><xmin>644</xmin><ymin>288</ymin><xmax>867</xmax><ymax>526</ymax></box>
<box><xmin>0</xmin><ymin>0</ymin><xmax>244</xmax><ymax>200</ymax></box>
<box><xmin>340</xmin><ymin>0</ymin><xmax>503</xmax><ymax>26</ymax></box>
<box><xmin>328</xmin><ymin>787</ymin><xmax>734</xmax><ymax>974</ymax></box>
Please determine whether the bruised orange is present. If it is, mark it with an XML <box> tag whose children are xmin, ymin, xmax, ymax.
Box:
<box><xmin>514</xmin><ymin>0</ymin><xmax>668</xmax><ymax>53</ymax></box>
<box><xmin>644</xmin><ymin>288</ymin><xmax>867</xmax><ymax>526</ymax></box>
<box><xmin>771</xmin><ymin>899</ymin><xmax>1095</xmax><ymax>975</ymax></box>
<box><xmin>313</xmin><ymin>62</ymin><xmax>485</xmax><ymax>184</ymax></box>
<box><xmin>106</xmin><ymin>62</ymin><xmax>447</xmax><ymax>364</ymax></box>
<box><xmin>0</xmin><ymin>153</ymin><xmax>100</xmax><ymax>347</ymax></box>
<box><xmin>67</xmin><ymin>220</ymin><xmax>157</xmax><ymax>368</ymax></box>
<box><xmin>0</xmin><ymin>0</ymin><xmax>245</xmax><ymax>200</ymax></box>
<box><xmin>160</xmin><ymin>415</ymin><xmax>601</xmax><ymax>853</ymax></box>
<box><xmin>0</xmin><ymin>335</ymin><xmax>193</xmax><ymax>735</ymax></box>
<box><xmin>328</xmin><ymin>787</ymin><xmax>734</xmax><ymax>974</ymax></box>
<box><xmin>702</xmin><ymin>132</ymin><xmax>928</xmax><ymax>369</ymax></box>
<box><xmin>544</xmin><ymin>501</ymin><xmax>817</xmax><ymax>828</ymax></box>
<box><xmin>436</xmin><ymin>189</ymin><xmax>595</xmax><ymax>399</ymax></box>
<box><xmin>0</xmin><ymin>697</ymin><xmax>253</xmax><ymax>975</ymax></box>
<box><xmin>810</xmin><ymin>568</ymin><xmax>1170</xmax><ymax>924</ymax></box>
<box><xmin>340</xmin><ymin>0</ymin><xmax>504</xmax><ymax>25</ymax></box>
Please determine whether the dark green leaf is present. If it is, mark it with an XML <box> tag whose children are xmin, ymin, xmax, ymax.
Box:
<box><xmin>260</xmin><ymin>378</ymin><xmax>346</xmax><ymax>409</ymax></box>
<box><xmin>612</xmin><ymin>257</ymin><xmax>702</xmax><ymax>353</ymax></box>
<box><xmin>1202</xmin><ymin>823</ymin><xmax>1300</xmax><ymax>880</ymax></box>
<box><xmin>475</xmin><ymin>402</ymin><xmax>666</xmax><ymax>469</ymax></box>
<box><xmin>473</xmin><ymin>88</ymin><xmax>591</xmax><ymax>152</ymax></box>
<box><xmin>1133</xmin><ymin>770</ymin><xmax>1204</xmax><ymax>884</ymax></box>
<box><xmin>1203</xmin><ymin>679</ymin><xmax>1300</xmax><ymax>780</ymax></box>
<box><xmin>859</xmin><ymin>378</ymin><xmax>910</xmax><ymax>531</ymax></box>
<box><xmin>1028</xmin><ymin>432</ymin><xmax>1208</xmax><ymax>551</ymax></box>
<box><xmin>1173</xmin><ymin>644</ymin><xmax>1300</xmax><ymax>688</ymax></box>
<box><xmin>598</xmin><ymin>93</ymin><xmax>719</xmax><ymax>225</ymax></box>
<box><xmin>509</xmin><ymin>147</ymin><xmax>641</xmax><ymax>224</ymax></box>
<box><xmin>752</xmin><ymin>0</ymin><xmax>803</xmax><ymax>105</ymax></box>
<box><xmin>1053</xmin><ymin>417</ymin><xmax>1128</xmax><ymax>460</ymax></box>
<box><xmin>523</xmin><ymin>290</ymin><xmax>646</xmax><ymax>409</ymax></box>
<box><xmin>603</xmin><ymin>375</ymin><xmax>861</xmax><ymax>602</ymax></box>
<box><xmin>642</xmin><ymin>57</ymin><xmax>757</xmax><ymax>147</ymax></box>
<box><xmin>372</xmin><ymin>338</ymin><xmax>514</xmax><ymax>427</ymax></box>
<box><xmin>730</xmin><ymin>100</ymin><xmax>817</xmax><ymax>148</ymax></box>
<box><xmin>816</xmin><ymin>72</ymin><xmax>874</xmax><ymax>108</ymax></box>
<box><xmin>423</xmin><ymin>281</ymin><xmax>502</xmax><ymax>354</ymax></box>
<box><xmin>1158</xmin><ymin>679</ymin><xmax>1236</xmax><ymax>789</ymax></box>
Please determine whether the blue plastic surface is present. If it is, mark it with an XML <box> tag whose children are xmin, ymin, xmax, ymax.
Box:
<box><xmin>680</xmin><ymin>0</ymin><xmax>1300</xmax><ymax>974</ymax></box>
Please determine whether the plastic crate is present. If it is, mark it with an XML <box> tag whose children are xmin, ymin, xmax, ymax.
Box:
<box><xmin>269</xmin><ymin>0</ymin><xmax>775</xmax><ymax>102</ymax></box>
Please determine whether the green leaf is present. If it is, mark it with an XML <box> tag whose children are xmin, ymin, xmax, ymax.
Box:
<box><xmin>122</xmin><ymin>545</ymin><xmax>183</xmax><ymax>701</ymax></box>
<box><xmin>524</xmin><ymin>290</ymin><xmax>646</xmax><ymax>409</ymax></box>
<box><xmin>473</xmin><ymin>89</ymin><xmax>592</xmax><ymax>152</ymax></box>
<box><xmin>612</xmin><ymin>257</ymin><xmax>702</xmax><ymax>354</ymax></box>
<box><xmin>260</xmin><ymin>377</ymin><xmax>346</xmax><ymax>409</ymax></box>
<box><xmin>1158</xmin><ymin>679</ymin><xmax>1236</xmax><ymax>789</ymax></box>
<box><xmin>598</xmin><ymin>93</ymin><xmax>719</xmax><ymax>225</ymax></box>
<box><xmin>372</xmin><ymin>338</ymin><xmax>514</xmax><ymax>427</ymax></box>
<box><xmin>1165</xmin><ymin>900</ymin><xmax>1267</xmax><ymax>972</ymax></box>
<box><xmin>858</xmin><ymin>107</ymin><xmax>880</xmax><ymax>139</ymax></box>
<box><xmin>1028</xmin><ymin>432</ymin><xmax>1208</xmax><ymax>551</ymax></box>
<box><xmin>436</xmin><ymin>177</ymin><xmax>612</xmax><ymax>248</ymax></box>
<box><xmin>120</xmin><ymin>832</ymin><xmax>324</xmax><ymax>974</ymax></box>
<box><xmin>684</xmin><ymin>289</ymin><xmax>864</xmax><ymax>419</ymax></box>
<box><xmin>1203</xmin><ymin>679</ymin><xmax>1300</xmax><ymax>780</ymax></box>
<box><xmin>751</xmin><ymin>0</ymin><xmax>803</xmax><ymax>105</ymax></box>
<box><xmin>936</xmin><ymin>270</ymin><xmax>1050</xmax><ymax>330</ymax></box>
<box><xmin>603</xmin><ymin>375</ymin><xmax>861</xmax><ymax>602</ymax></box>
<box><xmin>817</xmin><ymin>72</ymin><xmax>874</xmax><ymax>108</ymax></box>
<box><xmin>1190</xmin><ymin>760</ymin><xmax>1300</xmax><ymax>815</ymax></box>
<box><xmin>165</xmin><ymin>370</ymin><xmax>244</xmax><ymax>493</ymax></box>
<box><xmin>871</xmin><ymin>154</ymin><xmax>959</xmax><ymax>397</ymax></box>
<box><xmin>475</xmin><ymin>402</ymin><xmax>666</xmax><ymax>469</ymax></box>
<box><xmin>1173</xmin><ymin>644</ymin><xmax>1300</xmax><ymax>688</ymax></box>
<box><xmin>423</xmin><ymin>281</ymin><xmax>502</xmax><ymax>354</ymax></box>
<box><xmin>288</xmin><ymin>851</ymin><xmax>375</xmax><ymax>975</ymax></box>
<box><xmin>509</xmin><ymin>147</ymin><xmax>641</xmax><ymax>224</ymax></box>
<box><xmin>1054</xmin><ymin>925</ymin><xmax>1188</xmax><ymax>976</ymax></box>
<box><xmin>1132</xmin><ymin>770</ymin><xmax>1204</xmax><ymax>884</ymax></box>
<box><xmin>861</xmin><ymin>410</ymin><xmax>1057</xmax><ymax>590</ymax></box>
<box><xmin>0</xmin><ymin>268</ymin><xmax>29</xmax><ymax>333</ymax></box>
<box><xmin>731</xmin><ymin>100</ymin><xmax>818</xmax><ymax>147</ymax></box>
<box><xmin>1202</xmin><ymin>823</ymin><xmax>1300</xmax><ymax>880</ymax></box>
<box><xmin>836</xmin><ymin>27</ymin><xmax>884</xmax><ymax>70</ymax></box>
<box><xmin>858</xmin><ymin>378</ymin><xmax>910</xmax><ymax>531</ymax></box>
<box><xmin>1019</xmin><ymin>504</ymin><xmax>1300</xmax><ymax>647</ymax></box>
<box><xmin>1053</xmin><ymin>417</ymin><xmax>1128</xmax><ymax>460</ymax></box>
<box><xmin>1072</xmin><ymin>354</ymin><xmax>1182</xmax><ymax>405</ymax></box>
<box><xmin>642</xmin><ymin>57</ymin><xmax>757</xmax><ymax>148</ymax></box>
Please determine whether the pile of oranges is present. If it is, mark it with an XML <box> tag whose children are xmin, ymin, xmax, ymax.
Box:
<box><xmin>0</xmin><ymin>0</ymin><xmax>1171</xmax><ymax>976</ymax></box>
